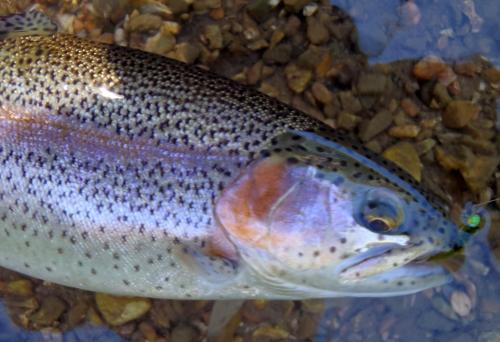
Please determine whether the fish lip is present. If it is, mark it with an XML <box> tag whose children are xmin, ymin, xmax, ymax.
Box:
<box><xmin>338</xmin><ymin>242</ymin><xmax>444</xmax><ymax>280</ymax></box>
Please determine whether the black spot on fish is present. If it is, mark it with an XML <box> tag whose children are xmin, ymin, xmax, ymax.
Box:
<box><xmin>260</xmin><ymin>149</ymin><xmax>271</xmax><ymax>157</ymax></box>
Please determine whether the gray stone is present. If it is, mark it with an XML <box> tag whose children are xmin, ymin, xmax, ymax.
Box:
<box><xmin>359</xmin><ymin>109</ymin><xmax>393</xmax><ymax>141</ymax></box>
<box><xmin>416</xmin><ymin>311</ymin><xmax>456</xmax><ymax>332</ymax></box>
<box><xmin>357</xmin><ymin>72</ymin><xmax>388</xmax><ymax>95</ymax></box>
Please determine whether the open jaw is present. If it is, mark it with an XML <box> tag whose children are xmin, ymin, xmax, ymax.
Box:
<box><xmin>336</xmin><ymin>243</ymin><xmax>453</xmax><ymax>296</ymax></box>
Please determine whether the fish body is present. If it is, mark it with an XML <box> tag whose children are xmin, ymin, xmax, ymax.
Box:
<box><xmin>0</xmin><ymin>11</ymin><xmax>476</xmax><ymax>299</ymax></box>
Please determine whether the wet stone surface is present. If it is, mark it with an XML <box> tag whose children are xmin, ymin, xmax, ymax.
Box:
<box><xmin>0</xmin><ymin>0</ymin><xmax>499</xmax><ymax>341</ymax></box>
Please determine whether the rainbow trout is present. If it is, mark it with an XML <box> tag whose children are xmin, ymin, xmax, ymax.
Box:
<box><xmin>0</xmin><ymin>10</ymin><xmax>484</xmax><ymax>299</ymax></box>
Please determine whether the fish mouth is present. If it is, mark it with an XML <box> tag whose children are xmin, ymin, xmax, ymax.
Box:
<box><xmin>338</xmin><ymin>242</ymin><xmax>446</xmax><ymax>281</ymax></box>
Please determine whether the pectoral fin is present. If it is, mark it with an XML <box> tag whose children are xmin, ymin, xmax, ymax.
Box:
<box><xmin>177</xmin><ymin>246</ymin><xmax>240</xmax><ymax>284</ymax></box>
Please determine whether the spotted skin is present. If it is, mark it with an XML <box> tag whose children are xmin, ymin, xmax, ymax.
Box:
<box><xmin>0</xmin><ymin>29</ymin><xmax>465</xmax><ymax>299</ymax></box>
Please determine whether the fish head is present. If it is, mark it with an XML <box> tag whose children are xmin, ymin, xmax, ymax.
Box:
<box><xmin>215</xmin><ymin>131</ymin><xmax>470</xmax><ymax>298</ymax></box>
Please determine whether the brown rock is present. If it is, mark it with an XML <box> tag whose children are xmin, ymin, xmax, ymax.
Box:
<box><xmin>209</xmin><ymin>7</ymin><xmax>225</xmax><ymax>20</ymax></box>
<box><xmin>263</xmin><ymin>43</ymin><xmax>292</xmax><ymax>64</ymax></box>
<box><xmin>139</xmin><ymin>321</ymin><xmax>159</xmax><ymax>341</ymax></box>
<box><xmin>284</xmin><ymin>15</ymin><xmax>301</xmax><ymax>36</ymax></box>
<box><xmin>301</xmin><ymin>299</ymin><xmax>325</xmax><ymax>314</ymax></box>
<box><xmin>415</xmin><ymin>139</ymin><xmax>436</xmax><ymax>155</ymax></box>
<box><xmin>171</xmin><ymin>42</ymin><xmax>201</xmax><ymax>64</ymax></box>
<box><xmin>0</xmin><ymin>279</ymin><xmax>33</xmax><ymax>297</ymax></box>
<box><xmin>337</xmin><ymin>112</ymin><xmax>361</xmax><ymax>131</ymax></box>
<box><xmin>455</xmin><ymin>62</ymin><xmax>482</xmax><ymax>76</ymax></box>
<box><xmin>461</xmin><ymin>155</ymin><xmax>498</xmax><ymax>193</ymax></box>
<box><xmin>297</xmin><ymin>45</ymin><xmax>329</xmax><ymax>70</ymax></box>
<box><xmin>193</xmin><ymin>0</ymin><xmax>221</xmax><ymax>11</ymax></box>
<box><xmin>413</xmin><ymin>56</ymin><xmax>448</xmax><ymax>80</ymax></box>
<box><xmin>246</xmin><ymin>0</ymin><xmax>274</xmax><ymax>22</ymax></box>
<box><xmin>259</xmin><ymin>82</ymin><xmax>280</xmax><ymax>99</ymax></box>
<box><xmin>433</xmin><ymin>83</ymin><xmax>452</xmax><ymax>108</ymax></box>
<box><xmin>298</xmin><ymin>315</ymin><xmax>318</xmax><ymax>339</ymax></box>
<box><xmin>483</xmin><ymin>68</ymin><xmax>500</xmax><ymax>83</ymax></box>
<box><xmin>137</xmin><ymin>1</ymin><xmax>173</xmax><ymax>17</ymax></box>
<box><xmin>203</xmin><ymin>24</ymin><xmax>223</xmax><ymax>50</ymax></box>
<box><xmin>171</xmin><ymin>324</ymin><xmax>197</xmax><ymax>342</ymax></box>
<box><xmin>247</xmin><ymin>39</ymin><xmax>269</xmax><ymax>50</ymax></box>
<box><xmin>400</xmin><ymin>98</ymin><xmax>420</xmax><ymax>117</ymax></box>
<box><xmin>253</xmin><ymin>324</ymin><xmax>290</xmax><ymax>339</ymax></box>
<box><xmin>167</xmin><ymin>0</ymin><xmax>189</xmax><ymax>14</ymax></box>
<box><xmin>285</xmin><ymin>64</ymin><xmax>312</xmax><ymax>93</ymax></box>
<box><xmin>270</xmin><ymin>30</ymin><xmax>285</xmax><ymax>48</ymax></box>
<box><xmin>283</xmin><ymin>0</ymin><xmax>310</xmax><ymax>13</ymax></box>
<box><xmin>311</xmin><ymin>82</ymin><xmax>333</xmax><ymax>104</ymax></box>
<box><xmin>435</xmin><ymin>145</ymin><xmax>473</xmax><ymax>171</ymax></box>
<box><xmin>323</xmin><ymin>103</ymin><xmax>336</xmax><ymax>119</ymax></box>
<box><xmin>388</xmin><ymin>124</ymin><xmax>421</xmax><ymax>138</ymax></box>
<box><xmin>67</xmin><ymin>301</ymin><xmax>88</xmax><ymax>328</ymax></box>
<box><xmin>93</xmin><ymin>0</ymin><xmax>129</xmax><ymax>21</ymax></box>
<box><xmin>145</xmin><ymin>27</ymin><xmax>176</xmax><ymax>55</ymax></box>
<box><xmin>356</xmin><ymin>73</ymin><xmax>388</xmax><ymax>95</ymax></box>
<box><xmin>31</xmin><ymin>296</ymin><xmax>66</xmax><ymax>327</ymax></box>
<box><xmin>247</xmin><ymin>61</ymin><xmax>263</xmax><ymax>85</ymax></box>
<box><xmin>442</xmin><ymin>100</ymin><xmax>480</xmax><ymax>129</ymax></box>
<box><xmin>306</xmin><ymin>16</ymin><xmax>329</xmax><ymax>45</ymax></box>
<box><xmin>359</xmin><ymin>110</ymin><xmax>393</xmax><ymax>141</ymax></box>
<box><xmin>338</xmin><ymin>91</ymin><xmax>362</xmax><ymax>113</ymax></box>
<box><xmin>292</xmin><ymin>96</ymin><xmax>323</xmax><ymax>121</ymax></box>
<box><xmin>127</xmin><ymin>13</ymin><xmax>163</xmax><ymax>32</ymax></box>
<box><xmin>95</xmin><ymin>293</ymin><xmax>151</xmax><ymax>326</ymax></box>
<box><xmin>316</xmin><ymin>53</ymin><xmax>333</xmax><ymax>78</ymax></box>
<box><xmin>96</xmin><ymin>33</ymin><xmax>115</xmax><ymax>44</ymax></box>
<box><xmin>383</xmin><ymin>142</ymin><xmax>422</xmax><ymax>181</ymax></box>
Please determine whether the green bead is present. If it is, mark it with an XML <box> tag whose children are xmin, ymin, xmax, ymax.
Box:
<box><xmin>467</xmin><ymin>214</ymin><xmax>481</xmax><ymax>227</ymax></box>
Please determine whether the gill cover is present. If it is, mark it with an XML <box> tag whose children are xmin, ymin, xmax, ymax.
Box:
<box><xmin>215</xmin><ymin>155</ymin><xmax>340</xmax><ymax>270</ymax></box>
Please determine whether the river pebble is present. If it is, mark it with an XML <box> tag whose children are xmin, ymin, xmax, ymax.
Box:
<box><xmin>95</xmin><ymin>293</ymin><xmax>151</xmax><ymax>326</ymax></box>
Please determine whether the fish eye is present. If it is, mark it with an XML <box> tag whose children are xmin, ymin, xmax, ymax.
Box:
<box><xmin>355</xmin><ymin>189</ymin><xmax>405</xmax><ymax>234</ymax></box>
<box><xmin>366</xmin><ymin>216</ymin><xmax>396</xmax><ymax>233</ymax></box>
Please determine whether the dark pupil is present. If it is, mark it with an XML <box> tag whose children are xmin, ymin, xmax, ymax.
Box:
<box><xmin>368</xmin><ymin>219</ymin><xmax>390</xmax><ymax>232</ymax></box>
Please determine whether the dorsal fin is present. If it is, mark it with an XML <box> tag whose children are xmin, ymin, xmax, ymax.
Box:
<box><xmin>0</xmin><ymin>8</ymin><xmax>57</xmax><ymax>39</ymax></box>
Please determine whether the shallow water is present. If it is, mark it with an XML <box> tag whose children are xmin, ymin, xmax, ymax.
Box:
<box><xmin>0</xmin><ymin>0</ymin><xmax>499</xmax><ymax>341</ymax></box>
